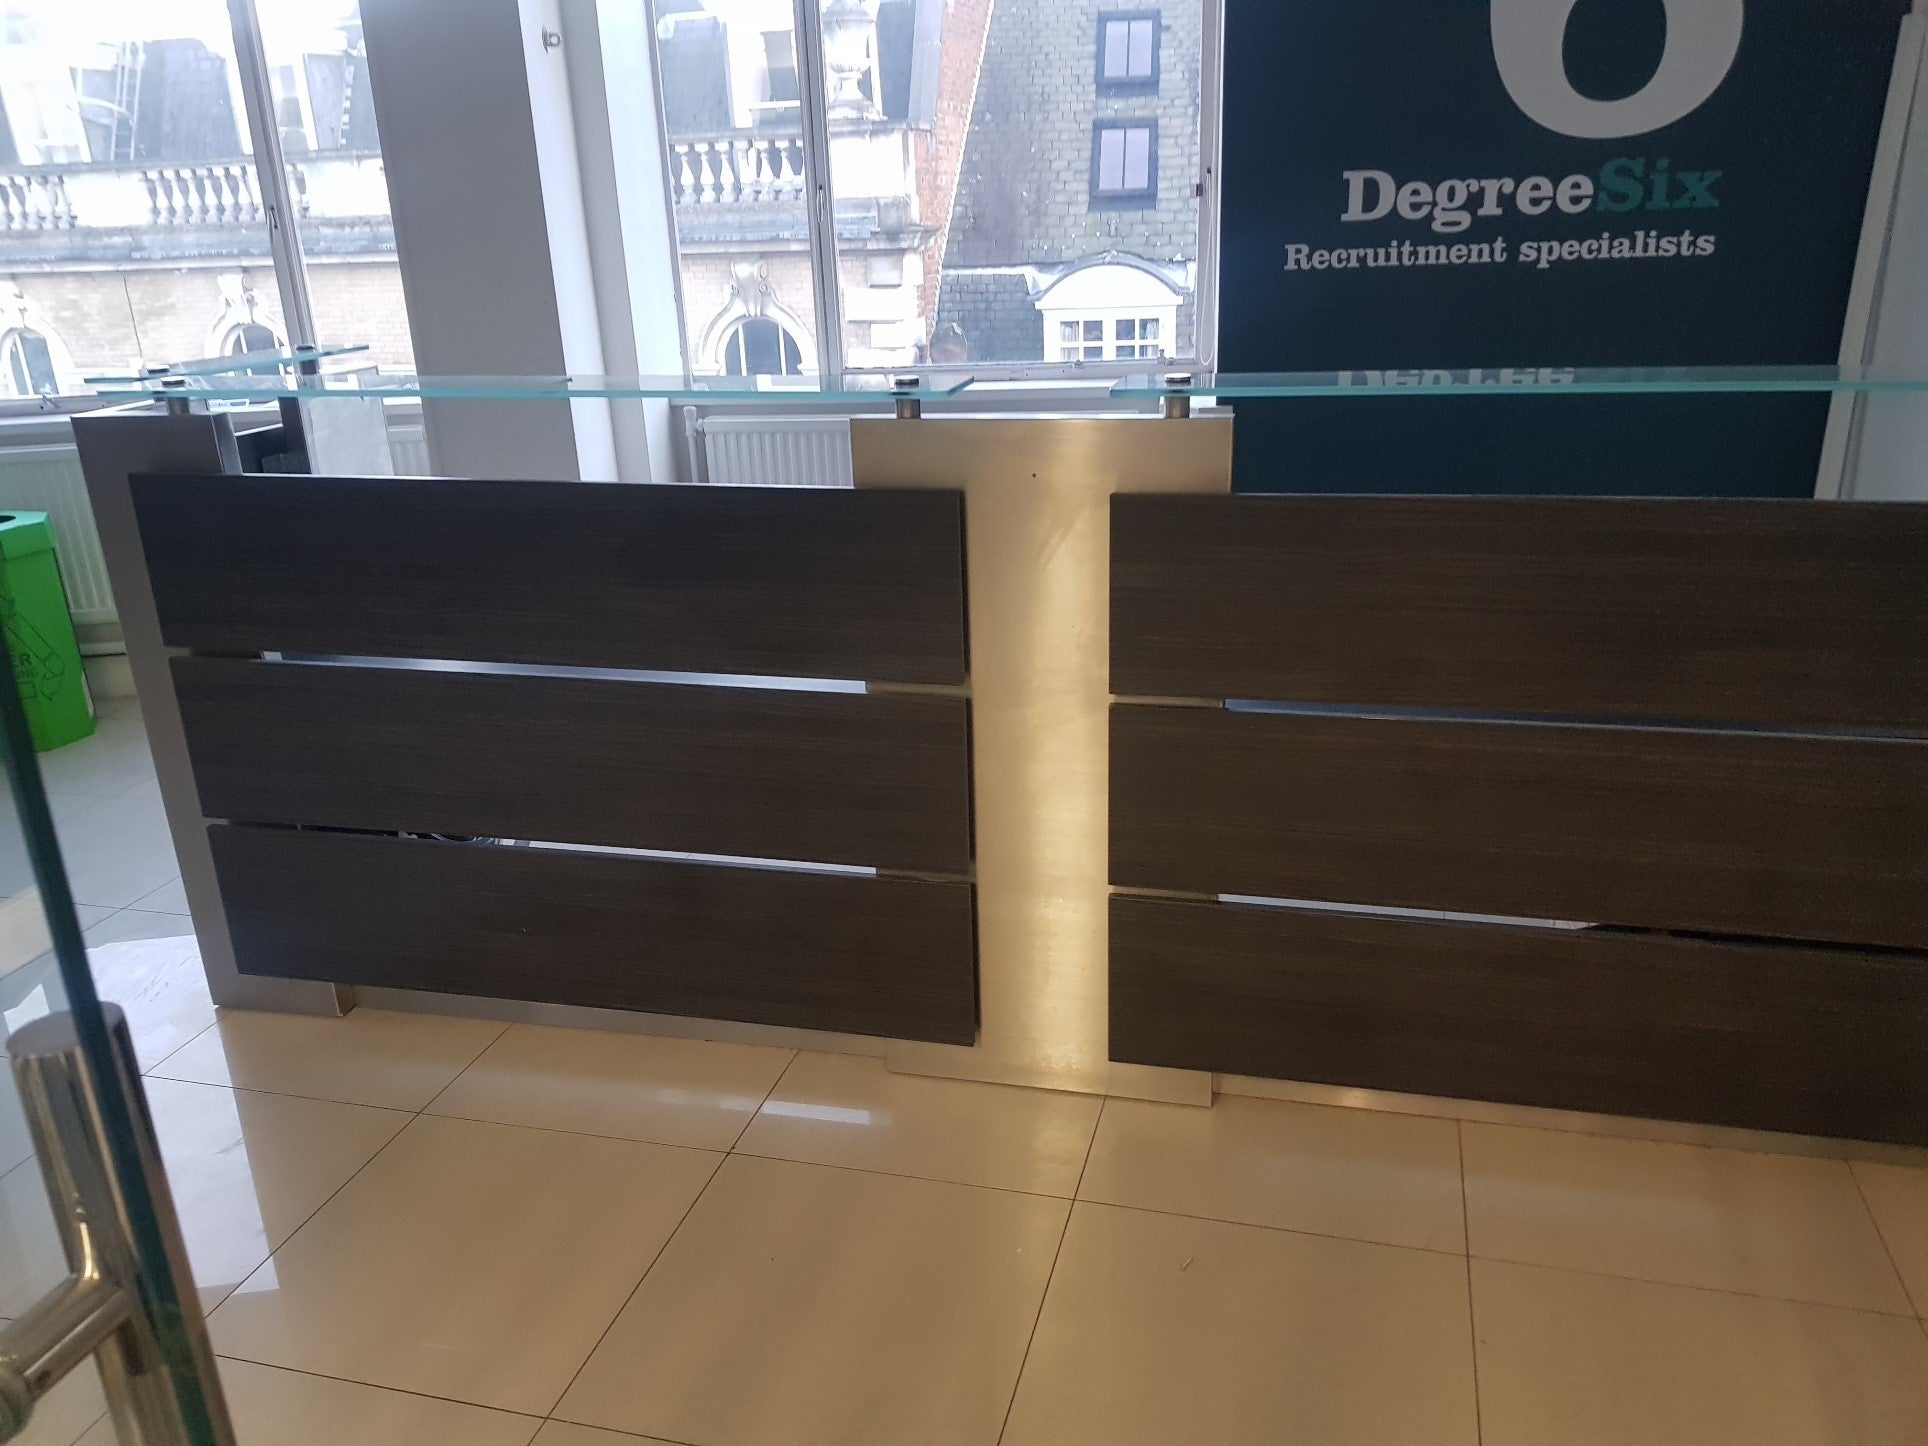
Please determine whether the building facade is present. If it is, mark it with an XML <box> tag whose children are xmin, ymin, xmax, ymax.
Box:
<box><xmin>936</xmin><ymin>0</ymin><xmax>1200</xmax><ymax>364</ymax></box>
<box><xmin>0</xmin><ymin>4</ymin><xmax>411</xmax><ymax>395</ymax></box>
<box><xmin>657</xmin><ymin>0</ymin><xmax>1199</xmax><ymax>374</ymax></box>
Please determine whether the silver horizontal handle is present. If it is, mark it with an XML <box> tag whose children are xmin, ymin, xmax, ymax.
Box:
<box><xmin>0</xmin><ymin>1271</ymin><xmax>131</xmax><ymax>1439</ymax></box>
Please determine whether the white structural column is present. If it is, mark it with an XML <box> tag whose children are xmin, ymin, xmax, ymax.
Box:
<box><xmin>360</xmin><ymin>0</ymin><xmax>616</xmax><ymax>481</ymax></box>
<box><xmin>558</xmin><ymin>0</ymin><xmax>685</xmax><ymax>485</ymax></box>
<box><xmin>852</xmin><ymin>415</ymin><xmax>1232</xmax><ymax>1102</ymax></box>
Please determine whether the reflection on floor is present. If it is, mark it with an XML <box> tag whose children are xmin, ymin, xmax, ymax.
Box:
<box><xmin>0</xmin><ymin>702</ymin><xmax>1923</xmax><ymax>1444</ymax></box>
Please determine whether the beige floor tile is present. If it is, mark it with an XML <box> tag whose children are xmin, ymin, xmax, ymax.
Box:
<box><xmin>557</xmin><ymin>1154</ymin><xmax>1068</xmax><ymax>1446</ymax></box>
<box><xmin>207</xmin><ymin>1114</ymin><xmax>719</xmax><ymax>1416</ymax></box>
<box><xmin>145</xmin><ymin>1077</ymin><xmax>411</xmax><ymax>1310</ymax></box>
<box><xmin>1078</xmin><ymin>1095</ymin><xmax>1465</xmax><ymax>1252</ymax></box>
<box><xmin>734</xmin><ymin>1051</ymin><xmax>1103</xmax><ymax>1196</ymax></box>
<box><xmin>36</xmin><ymin>715</ymin><xmax>158</xmax><ymax>804</ymax></box>
<box><xmin>76</xmin><ymin>1359</ymin><xmax>541</xmax><ymax>1446</ymax></box>
<box><xmin>82</xmin><ymin>907</ymin><xmax>195</xmax><ymax>951</ymax></box>
<box><xmin>10</xmin><ymin>1355</ymin><xmax>105</xmax><ymax>1446</ymax></box>
<box><xmin>151</xmin><ymin>1008</ymin><xmax>507</xmax><ymax>1110</ymax></box>
<box><xmin>427</xmin><ymin>1023</ymin><xmax>791</xmax><ymax>1150</ymax></box>
<box><xmin>1854</xmin><ymin>1161</ymin><xmax>1928</xmax><ymax>1315</ymax></box>
<box><xmin>52</xmin><ymin>783</ymin><xmax>180</xmax><ymax>910</ymax></box>
<box><xmin>1462</xmin><ymin>1122</ymin><xmax>1913</xmax><ymax>1313</ymax></box>
<box><xmin>84</xmin><ymin>930</ymin><xmax>215</xmax><ymax>1070</ymax></box>
<box><xmin>532</xmin><ymin>1425</ymin><xmax>683</xmax><ymax>1446</ymax></box>
<box><xmin>1473</xmin><ymin>1257</ymin><xmax>1928</xmax><ymax>1446</ymax></box>
<box><xmin>1001</xmin><ymin>1202</ymin><xmax>1478</xmax><ymax>1446</ymax></box>
<box><xmin>127</xmin><ymin>877</ymin><xmax>190</xmax><ymax>915</ymax></box>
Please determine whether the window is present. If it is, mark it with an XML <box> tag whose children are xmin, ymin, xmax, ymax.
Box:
<box><xmin>1098</xmin><ymin>13</ymin><xmax>1158</xmax><ymax>88</ymax></box>
<box><xmin>648</xmin><ymin>0</ymin><xmax>1206</xmax><ymax>375</ymax></box>
<box><xmin>721</xmin><ymin>317</ymin><xmax>804</xmax><ymax>377</ymax></box>
<box><xmin>0</xmin><ymin>328</ymin><xmax>56</xmax><ymax>394</ymax></box>
<box><xmin>1055</xmin><ymin>315</ymin><xmax>1162</xmax><ymax>362</ymax></box>
<box><xmin>0</xmin><ymin>0</ymin><xmax>413</xmax><ymax>391</ymax></box>
<box><xmin>1058</xmin><ymin>319</ymin><xmax>1104</xmax><ymax>362</ymax></box>
<box><xmin>1092</xmin><ymin>121</ymin><xmax>1155</xmax><ymax>205</ymax></box>
<box><xmin>763</xmin><ymin>31</ymin><xmax>799</xmax><ymax>107</ymax></box>
<box><xmin>223</xmin><ymin>320</ymin><xmax>281</xmax><ymax>355</ymax></box>
<box><xmin>1114</xmin><ymin>316</ymin><xmax>1160</xmax><ymax>358</ymax></box>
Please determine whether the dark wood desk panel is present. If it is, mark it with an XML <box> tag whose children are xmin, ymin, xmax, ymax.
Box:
<box><xmin>134</xmin><ymin>475</ymin><xmax>968</xmax><ymax>684</ymax></box>
<box><xmin>176</xmin><ymin>657</ymin><xmax>972</xmax><ymax>874</ymax></box>
<box><xmin>212</xmin><ymin>825</ymin><xmax>978</xmax><ymax>1044</ymax></box>
<box><xmin>1111</xmin><ymin>703</ymin><xmax>1928</xmax><ymax>949</ymax></box>
<box><xmin>1111</xmin><ymin>895</ymin><xmax>1928</xmax><ymax>1146</ymax></box>
<box><xmin>1113</xmin><ymin>495</ymin><xmax>1928</xmax><ymax>728</ymax></box>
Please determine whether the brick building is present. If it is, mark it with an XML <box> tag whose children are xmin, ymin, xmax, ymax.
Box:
<box><xmin>937</xmin><ymin>0</ymin><xmax>1200</xmax><ymax>364</ymax></box>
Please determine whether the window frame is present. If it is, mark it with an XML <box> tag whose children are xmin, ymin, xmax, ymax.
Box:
<box><xmin>1053</xmin><ymin>313</ymin><xmax>1167</xmax><ymax>364</ymax></box>
<box><xmin>1096</xmin><ymin>11</ymin><xmax>1161</xmax><ymax>93</ymax></box>
<box><xmin>1089</xmin><ymin>118</ymin><xmax>1159</xmax><ymax>209</ymax></box>
<box><xmin>645</xmin><ymin>0</ymin><xmax>1223</xmax><ymax>384</ymax></box>
<box><xmin>721</xmin><ymin>316</ymin><xmax>807</xmax><ymax>377</ymax></box>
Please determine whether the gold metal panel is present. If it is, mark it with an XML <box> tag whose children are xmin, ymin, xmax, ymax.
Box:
<box><xmin>854</xmin><ymin>416</ymin><xmax>1232</xmax><ymax>1098</ymax></box>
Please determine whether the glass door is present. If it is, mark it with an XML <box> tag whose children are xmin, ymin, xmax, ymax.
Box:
<box><xmin>0</xmin><ymin>678</ymin><xmax>232</xmax><ymax>1444</ymax></box>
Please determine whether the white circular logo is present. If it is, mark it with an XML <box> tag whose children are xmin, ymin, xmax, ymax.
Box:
<box><xmin>1491</xmin><ymin>0</ymin><xmax>1745</xmax><ymax>138</ymax></box>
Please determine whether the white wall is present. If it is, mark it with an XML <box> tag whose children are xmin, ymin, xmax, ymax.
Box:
<box><xmin>361</xmin><ymin>0</ymin><xmax>614</xmax><ymax>480</ymax></box>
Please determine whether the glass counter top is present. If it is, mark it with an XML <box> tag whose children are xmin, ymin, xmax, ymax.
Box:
<box><xmin>84</xmin><ymin>342</ymin><xmax>370</xmax><ymax>383</ymax></box>
<box><xmin>1108</xmin><ymin>365</ymin><xmax>1928</xmax><ymax>398</ymax></box>
<box><xmin>86</xmin><ymin>361</ymin><xmax>1928</xmax><ymax>403</ymax></box>
<box><xmin>89</xmin><ymin>369</ymin><xmax>978</xmax><ymax>403</ymax></box>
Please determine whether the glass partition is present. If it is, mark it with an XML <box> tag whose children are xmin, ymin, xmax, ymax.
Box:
<box><xmin>86</xmin><ymin>360</ymin><xmax>1928</xmax><ymax>402</ymax></box>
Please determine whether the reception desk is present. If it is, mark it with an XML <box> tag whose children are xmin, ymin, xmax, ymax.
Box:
<box><xmin>73</xmin><ymin>403</ymin><xmax>1928</xmax><ymax>1146</ymax></box>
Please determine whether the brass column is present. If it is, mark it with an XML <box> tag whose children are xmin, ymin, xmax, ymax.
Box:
<box><xmin>853</xmin><ymin>416</ymin><xmax>1232</xmax><ymax>1099</ymax></box>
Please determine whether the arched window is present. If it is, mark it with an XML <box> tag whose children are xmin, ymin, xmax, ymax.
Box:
<box><xmin>721</xmin><ymin>317</ymin><xmax>804</xmax><ymax>377</ymax></box>
<box><xmin>1</xmin><ymin>328</ymin><xmax>57</xmax><ymax>396</ymax></box>
<box><xmin>223</xmin><ymin>320</ymin><xmax>282</xmax><ymax>356</ymax></box>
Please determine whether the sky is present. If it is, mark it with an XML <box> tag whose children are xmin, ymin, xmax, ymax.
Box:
<box><xmin>2</xmin><ymin>1</ymin><xmax>361</xmax><ymax>64</ymax></box>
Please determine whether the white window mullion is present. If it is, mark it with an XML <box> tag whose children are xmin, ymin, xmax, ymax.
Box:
<box><xmin>1196</xmin><ymin>0</ymin><xmax>1226</xmax><ymax>372</ymax></box>
<box><xmin>790</xmin><ymin>0</ymin><xmax>846</xmax><ymax>382</ymax></box>
<box><xmin>224</xmin><ymin>0</ymin><xmax>318</xmax><ymax>351</ymax></box>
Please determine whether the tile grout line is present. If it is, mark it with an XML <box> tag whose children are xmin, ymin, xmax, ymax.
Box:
<box><xmin>200</xmin><ymin>1347</ymin><xmax>556</xmax><ymax>1425</ymax></box>
<box><xmin>541</xmin><ymin>1149</ymin><xmax>734</xmax><ymax>1425</ymax></box>
<box><xmin>720</xmin><ymin>1047</ymin><xmax>802</xmax><ymax>1154</ymax></box>
<box><xmin>1468</xmin><ymin>1250</ymin><xmax>1928</xmax><ymax>1319</ymax></box>
<box><xmin>413</xmin><ymin>1019</ymin><xmax>517</xmax><ymax>1117</ymax></box>
<box><xmin>538</xmin><ymin>1045</ymin><xmax>799</xmax><ymax>1429</ymax></box>
<box><xmin>1847</xmin><ymin>1161</ymin><xmax>1924</xmax><ymax>1319</ymax></box>
<box><xmin>992</xmin><ymin>1094</ymin><xmax>1104</xmax><ymax>1446</ymax></box>
<box><xmin>1073</xmin><ymin>1195</ymin><xmax>1928</xmax><ymax>1320</ymax></box>
<box><xmin>203</xmin><ymin>1105</ymin><xmax>422</xmax><ymax>1324</ymax></box>
<box><xmin>1458</xmin><ymin>1120</ymin><xmax>1484</xmax><ymax>1446</ymax></box>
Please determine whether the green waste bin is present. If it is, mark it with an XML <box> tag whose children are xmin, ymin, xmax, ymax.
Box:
<box><xmin>0</xmin><ymin>511</ymin><xmax>94</xmax><ymax>752</ymax></box>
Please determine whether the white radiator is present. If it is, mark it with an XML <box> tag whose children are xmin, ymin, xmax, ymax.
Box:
<box><xmin>0</xmin><ymin>444</ymin><xmax>115</xmax><ymax>625</ymax></box>
<box><xmin>387</xmin><ymin>422</ymin><xmax>431</xmax><ymax>475</ymax></box>
<box><xmin>699</xmin><ymin>414</ymin><xmax>852</xmax><ymax>487</ymax></box>
<box><xmin>0</xmin><ymin>415</ymin><xmax>429</xmax><ymax>632</ymax></box>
